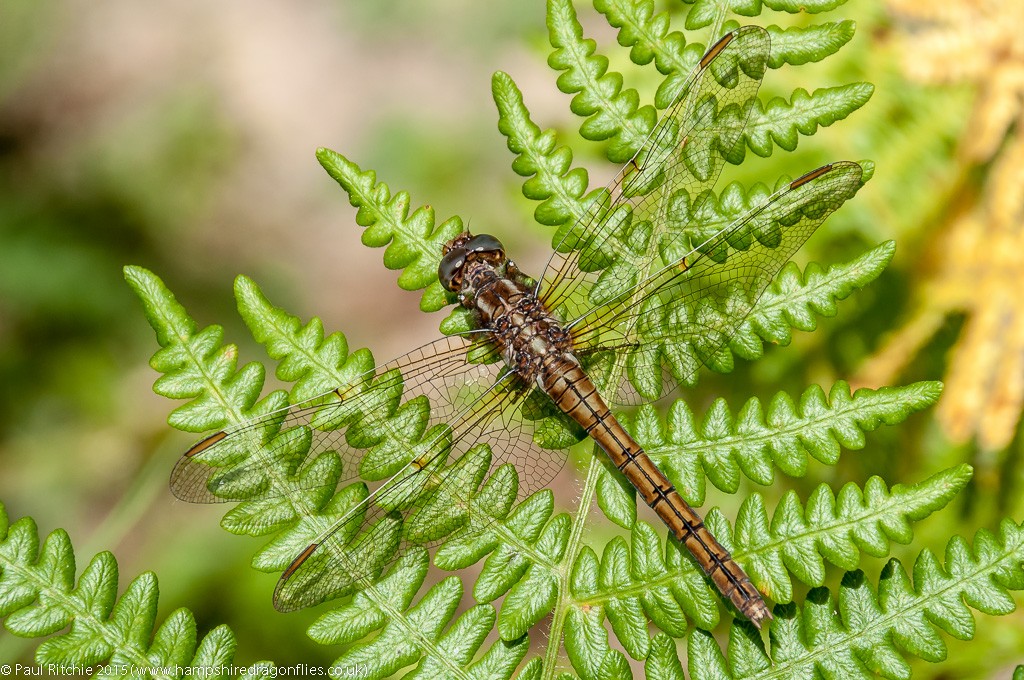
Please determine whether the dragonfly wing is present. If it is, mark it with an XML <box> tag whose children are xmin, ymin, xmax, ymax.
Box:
<box><xmin>271</xmin><ymin>369</ymin><xmax>568</xmax><ymax>612</ymax></box>
<box><xmin>170</xmin><ymin>333</ymin><xmax>507</xmax><ymax>505</ymax></box>
<box><xmin>573</xmin><ymin>161</ymin><xmax>865</xmax><ymax>404</ymax></box>
<box><xmin>537</xmin><ymin>25</ymin><xmax>771</xmax><ymax>326</ymax></box>
<box><xmin>172</xmin><ymin>325</ymin><xmax>570</xmax><ymax>611</ymax></box>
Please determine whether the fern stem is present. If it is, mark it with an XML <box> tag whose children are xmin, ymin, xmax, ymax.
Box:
<box><xmin>543</xmin><ymin>453</ymin><xmax>604</xmax><ymax>678</ymax></box>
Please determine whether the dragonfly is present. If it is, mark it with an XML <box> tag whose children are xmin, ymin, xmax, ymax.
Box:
<box><xmin>170</xmin><ymin>25</ymin><xmax>863</xmax><ymax>630</ymax></box>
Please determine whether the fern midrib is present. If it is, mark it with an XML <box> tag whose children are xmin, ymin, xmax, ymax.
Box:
<box><xmin>542</xmin><ymin>456</ymin><xmax>604</xmax><ymax>678</ymax></box>
<box><xmin>755</xmin><ymin>526</ymin><xmax>1024</xmax><ymax>679</ymax></box>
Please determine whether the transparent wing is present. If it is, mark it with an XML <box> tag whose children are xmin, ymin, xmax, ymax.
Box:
<box><xmin>271</xmin><ymin>371</ymin><xmax>561</xmax><ymax>612</ymax></box>
<box><xmin>537</xmin><ymin>25</ymin><xmax>770</xmax><ymax>326</ymax></box>
<box><xmin>170</xmin><ymin>332</ymin><xmax>569</xmax><ymax>612</ymax></box>
<box><xmin>573</xmin><ymin>161</ymin><xmax>865</xmax><ymax>404</ymax></box>
<box><xmin>170</xmin><ymin>334</ymin><xmax>513</xmax><ymax>504</ymax></box>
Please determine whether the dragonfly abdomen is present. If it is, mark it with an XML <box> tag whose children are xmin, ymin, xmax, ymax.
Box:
<box><xmin>539</xmin><ymin>357</ymin><xmax>772</xmax><ymax>629</ymax></box>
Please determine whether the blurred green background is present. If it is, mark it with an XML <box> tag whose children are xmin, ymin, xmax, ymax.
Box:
<box><xmin>0</xmin><ymin>0</ymin><xmax>1021</xmax><ymax>676</ymax></box>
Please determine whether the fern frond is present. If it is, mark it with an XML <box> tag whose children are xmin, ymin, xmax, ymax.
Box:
<box><xmin>593</xmin><ymin>5</ymin><xmax>855</xmax><ymax>108</ymax></box>
<box><xmin>492</xmin><ymin>70</ymin><xmax>592</xmax><ymax>230</ymax></box>
<box><xmin>572</xmin><ymin>466</ymin><xmax>970</xmax><ymax>662</ymax></box>
<box><xmin>0</xmin><ymin>502</ymin><xmax>244</xmax><ymax>673</ymax></box>
<box><xmin>126</xmin><ymin>265</ymin><xmax>335</xmax><ymax>558</ymax></box>
<box><xmin>733</xmin><ymin>239</ymin><xmax>892</xmax><ymax>357</ymax></box>
<box><xmin>436</xmin><ymin>490</ymin><xmax>569</xmax><ymax>642</ymax></box>
<box><xmin>595</xmin><ymin>380</ymin><xmax>942</xmax><ymax>527</ymax></box>
<box><xmin>233</xmin><ymin>274</ymin><xmax>524</xmax><ymax>551</ymax></box>
<box><xmin>678</xmin><ymin>519</ymin><xmax>1024</xmax><ymax>679</ymax></box>
<box><xmin>622</xmin><ymin>172</ymin><xmax>871</xmax><ymax>386</ymax></box>
<box><xmin>234</xmin><ymin>275</ymin><xmax>375</xmax><ymax>405</ymax></box>
<box><xmin>685</xmin><ymin>0</ymin><xmax>851</xmax><ymax>32</ymax></box>
<box><xmin>316</xmin><ymin>148</ymin><xmax>465</xmax><ymax>313</ymax></box>
<box><xmin>736</xmin><ymin>464</ymin><xmax>973</xmax><ymax>599</ymax></box>
<box><xmin>130</xmin><ymin>266</ymin><xmax>541</xmax><ymax>674</ymax></box>
<box><xmin>745</xmin><ymin>83</ymin><xmax>875</xmax><ymax>156</ymax></box>
<box><xmin>124</xmin><ymin>265</ymin><xmax>286</xmax><ymax>434</ymax></box>
<box><xmin>546</xmin><ymin>0</ymin><xmax>870</xmax><ymax>164</ymax></box>
<box><xmin>547</xmin><ymin>0</ymin><xmax>657</xmax><ymax>162</ymax></box>
<box><xmin>765</xmin><ymin>22</ymin><xmax>857</xmax><ymax>68</ymax></box>
<box><xmin>592</xmin><ymin>0</ymin><xmax>704</xmax><ymax>110</ymax></box>
<box><xmin>306</xmin><ymin>549</ymin><xmax>528</xmax><ymax>680</ymax></box>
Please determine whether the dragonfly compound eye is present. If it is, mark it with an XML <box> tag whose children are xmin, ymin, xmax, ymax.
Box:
<box><xmin>464</xmin><ymin>233</ymin><xmax>506</xmax><ymax>267</ymax></box>
<box><xmin>439</xmin><ymin>248</ymin><xmax>468</xmax><ymax>291</ymax></box>
<box><xmin>465</xmin><ymin>233</ymin><xmax>504</xmax><ymax>255</ymax></box>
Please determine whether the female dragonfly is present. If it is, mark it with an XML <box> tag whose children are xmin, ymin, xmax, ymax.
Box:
<box><xmin>170</xmin><ymin>25</ymin><xmax>863</xmax><ymax>629</ymax></box>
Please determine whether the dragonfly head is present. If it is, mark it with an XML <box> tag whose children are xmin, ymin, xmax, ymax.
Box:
<box><xmin>439</xmin><ymin>232</ymin><xmax>506</xmax><ymax>293</ymax></box>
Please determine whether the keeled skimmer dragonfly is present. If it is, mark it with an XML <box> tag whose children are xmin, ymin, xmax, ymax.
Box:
<box><xmin>170</xmin><ymin>25</ymin><xmax>863</xmax><ymax>629</ymax></box>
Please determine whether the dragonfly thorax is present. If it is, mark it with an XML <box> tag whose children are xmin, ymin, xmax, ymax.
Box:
<box><xmin>441</xmin><ymin>232</ymin><xmax>574</xmax><ymax>384</ymax></box>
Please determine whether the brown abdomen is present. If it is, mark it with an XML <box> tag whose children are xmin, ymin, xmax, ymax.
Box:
<box><xmin>539</xmin><ymin>356</ymin><xmax>772</xmax><ymax>628</ymax></box>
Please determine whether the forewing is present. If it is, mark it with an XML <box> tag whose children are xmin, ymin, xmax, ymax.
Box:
<box><xmin>169</xmin><ymin>334</ymin><xmax>509</xmax><ymax>507</ymax></box>
<box><xmin>537</xmin><ymin>25</ymin><xmax>770</xmax><ymax>326</ymax></box>
<box><xmin>574</xmin><ymin>162</ymin><xmax>865</xmax><ymax>404</ymax></box>
<box><xmin>170</xmin><ymin>329</ymin><xmax>569</xmax><ymax>612</ymax></box>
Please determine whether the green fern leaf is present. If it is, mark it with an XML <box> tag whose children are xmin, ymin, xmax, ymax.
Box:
<box><xmin>133</xmin><ymin>265</ymin><xmax>550</xmax><ymax>670</ymax></box>
<box><xmin>685</xmin><ymin>0</ymin><xmax>851</xmax><ymax>31</ymax></box>
<box><xmin>551</xmin><ymin>0</ymin><xmax>870</xmax><ymax>162</ymax></box>
<box><xmin>495</xmin><ymin>511</ymin><xmax>570</xmax><ymax>640</ymax></box>
<box><xmin>234</xmin><ymin>275</ymin><xmax>530</xmax><ymax>565</ymax></box>
<box><xmin>684</xmin><ymin>0</ymin><xmax>760</xmax><ymax>31</ymax></box>
<box><xmin>563</xmin><ymin>603</ymin><xmax>632</xmax><ymax>680</ymax></box>
<box><xmin>571</xmin><ymin>465</ymin><xmax>969</xmax><ymax>661</ymax></box>
<box><xmin>492</xmin><ymin>70</ymin><xmax>592</xmax><ymax>230</ymax></box>
<box><xmin>745</xmin><ymin>83</ymin><xmax>874</xmax><ymax>156</ymax></box>
<box><xmin>596</xmin><ymin>380</ymin><xmax>941</xmax><ymax>524</ymax></box>
<box><xmin>316</xmin><ymin>147</ymin><xmax>465</xmax><ymax>313</ymax></box>
<box><xmin>307</xmin><ymin>549</ymin><xmax>529</xmax><ymax>680</ymax></box>
<box><xmin>675</xmin><ymin>519</ymin><xmax>1024</xmax><ymax>678</ymax></box>
<box><xmin>732</xmin><ymin>240</ymin><xmax>893</xmax><ymax>356</ymax></box>
<box><xmin>592</xmin><ymin>0</ymin><xmax>705</xmax><ymax>110</ymax></box>
<box><xmin>436</xmin><ymin>489</ymin><xmax>571</xmax><ymax>641</ymax></box>
<box><xmin>0</xmin><ymin>502</ymin><xmax>247</xmax><ymax>673</ymax></box>
<box><xmin>126</xmin><ymin>264</ymin><xmax>339</xmax><ymax>565</ymax></box>
<box><xmin>615</xmin><ymin>174</ymin><xmax>871</xmax><ymax>393</ymax></box>
<box><xmin>762</xmin><ymin>0</ymin><xmax>851</xmax><ymax>14</ymax></box>
<box><xmin>766</xmin><ymin>22</ymin><xmax>857</xmax><ymax>68</ymax></box>
<box><xmin>125</xmin><ymin>264</ymin><xmax>286</xmax><ymax>434</ymax></box>
<box><xmin>547</xmin><ymin>0</ymin><xmax>657</xmax><ymax>162</ymax></box>
<box><xmin>234</xmin><ymin>275</ymin><xmax>375</xmax><ymax>405</ymax></box>
<box><xmin>739</xmin><ymin>464</ymin><xmax>973</xmax><ymax>600</ymax></box>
